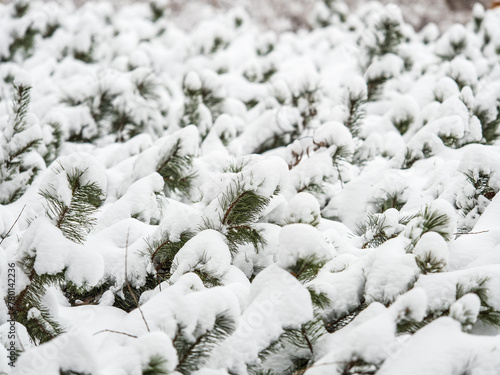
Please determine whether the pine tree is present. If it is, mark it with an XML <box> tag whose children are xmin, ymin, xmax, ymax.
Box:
<box><xmin>404</xmin><ymin>205</ymin><xmax>453</xmax><ymax>253</ymax></box>
<box><xmin>40</xmin><ymin>166</ymin><xmax>105</xmax><ymax>244</ymax></box>
<box><xmin>360</xmin><ymin>7</ymin><xmax>405</xmax><ymax>101</ymax></box>
<box><xmin>147</xmin><ymin>230</ymin><xmax>195</xmax><ymax>282</ymax></box>
<box><xmin>249</xmin><ymin>312</ymin><xmax>327</xmax><ymax>375</ymax></box>
<box><xmin>345</xmin><ymin>80</ymin><xmax>367</xmax><ymax>137</ymax></box>
<box><xmin>173</xmin><ymin>312</ymin><xmax>235</xmax><ymax>374</ymax></box>
<box><xmin>455</xmin><ymin>277</ymin><xmax>500</xmax><ymax>328</ymax></box>
<box><xmin>14</xmin><ymin>161</ymin><xmax>105</xmax><ymax>342</ymax></box>
<box><xmin>456</xmin><ymin>170</ymin><xmax>496</xmax><ymax>232</ymax></box>
<box><xmin>361</xmin><ymin>8</ymin><xmax>404</xmax><ymax>71</ymax></box>
<box><xmin>180</xmin><ymin>71</ymin><xmax>225</xmax><ymax>139</ymax></box>
<box><xmin>143</xmin><ymin>354</ymin><xmax>170</xmax><ymax>375</ymax></box>
<box><xmin>201</xmin><ymin>176</ymin><xmax>273</xmax><ymax>253</ymax></box>
<box><xmin>0</xmin><ymin>78</ymin><xmax>42</xmax><ymax>204</ymax></box>
<box><xmin>156</xmin><ymin>139</ymin><xmax>197</xmax><ymax>197</ymax></box>
<box><xmin>2</xmin><ymin>0</ymin><xmax>39</xmax><ymax>62</ymax></box>
<box><xmin>356</xmin><ymin>211</ymin><xmax>413</xmax><ymax>249</ymax></box>
<box><xmin>13</xmin><ymin>257</ymin><xmax>65</xmax><ymax>343</ymax></box>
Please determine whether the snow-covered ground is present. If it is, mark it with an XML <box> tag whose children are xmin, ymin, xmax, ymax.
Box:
<box><xmin>1</xmin><ymin>0</ymin><xmax>500</xmax><ymax>374</ymax></box>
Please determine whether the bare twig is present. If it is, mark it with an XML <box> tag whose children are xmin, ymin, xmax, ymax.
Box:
<box><xmin>93</xmin><ymin>329</ymin><xmax>138</xmax><ymax>338</ymax></box>
<box><xmin>454</xmin><ymin>230</ymin><xmax>489</xmax><ymax>235</ymax></box>
<box><xmin>0</xmin><ymin>205</ymin><xmax>26</xmax><ymax>245</ymax></box>
<box><xmin>125</xmin><ymin>229</ymin><xmax>151</xmax><ymax>332</ymax></box>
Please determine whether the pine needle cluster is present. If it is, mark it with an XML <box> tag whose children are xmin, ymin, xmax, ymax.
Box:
<box><xmin>366</xmin><ymin>74</ymin><xmax>390</xmax><ymax>102</ymax></box>
<box><xmin>415</xmin><ymin>252</ymin><xmax>447</xmax><ymax>274</ymax></box>
<box><xmin>174</xmin><ymin>312</ymin><xmax>235</xmax><ymax>375</ymax></box>
<box><xmin>325</xmin><ymin>302</ymin><xmax>367</xmax><ymax>333</ymax></box>
<box><xmin>40</xmin><ymin>167</ymin><xmax>104</xmax><ymax>244</ymax></box>
<box><xmin>396</xmin><ymin>314</ymin><xmax>437</xmax><ymax>335</ymax></box>
<box><xmin>143</xmin><ymin>355</ymin><xmax>170</xmax><ymax>375</ymax></box>
<box><xmin>355</xmin><ymin>213</ymin><xmax>411</xmax><ymax>249</ymax></box>
<box><xmin>287</xmin><ymin>254</ymin><xmax>328</xmax><ymax>283</ymax></box>
<box><xmin>0</xmin><ymin>80</ymin><xmax>42</xmax><ymax>204</ymax></box>
<box><xmin>204</xmin><ymin>177</ymin><xmax>271</xmax><ymax>253</ymax></box>
<box><xmin>15</xmin><ymin>255</ymin><xmax>65</xmax><ymax>343</ymax></box>
<box><xmin>180</xmin><ymin>74</ymin><xmax>225</xmax><ymax>134</ymax></box>
<box><xmin>340</xmin><ymin>358</ymin><xmax>380</xmax><ymax>375</ymax></box>
<box><xmin>361</xmin><ymin>10</ymin><xmax>404</xmax><ymax>101</ymax></box>
<box><xmin>456</xmin><ymin>277</ymin><xmax>500</xmax><ymax>328</ymax></box>
<box><xmin>371</xmin><ymin>189</ymin><xmax>407</xmax><ymax>213</ymax></box>
<box><xmin>291</xmin><ymin>85</ymin><xmax>319</xmax><ymax>129</ymax></box>
<box><xmin>147</xmin><ymin>230</ymin><xmax>195</xmax><ymax>281</ymax></box>
<box><xmin>474</xmin><ymin>106</ymin><xmax>500</xmax><ymax>144</ymax></box>
<box><xmin>405</xmin><ymin>205</ymin><xmax>451</xmax><ymax>253</ymax></box>
<box><xmin>457</xmin><ymin>170</ymin><xmax>496</xmax><ymax>228</ymax></box>
<box><xmin>372</xmin><ymin>15</ymin><xmax>403</xmax><ymax>57</ymax></box>
<box><xmin>12</xmin><ymin>164</ymin><xmax>106</xmax><ymax>343</ymax></box>
<box><xmin>398</xmin><ymin>277</ymin><xmax>500</xmax><ymax>336</ymax></box>
<box><xmin>437</xmin><ymin>36</ymin><xmax>467</xmax><ymax>61</ymax></box>
<box><xmin>156</xmin><ymin>139</ymin><xmax>197</xmax><ymax>196</ymax></box>
<box><xmin>345</xmin><ymin>89</ymin><xmax>366</xmax><ymax>137</ymax></box>
<box><xmin>251</xmin><ymin>313</ymin><xmax>327</xmax><ymax>375</ymax></box>
<box><xmin>362</xmin><ymin>12</ymin><xmax>403</xmax><ymax>71</ymax></box>
<box><xmin>5</xmin><ymin>24</ymin><xmax>38</xmax><ymax>62</ymax></box>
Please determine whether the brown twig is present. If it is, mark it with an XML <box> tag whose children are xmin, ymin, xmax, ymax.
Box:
<box><xmin>125</xmin><ymin>228</ymin><xmax>151</xmax><ymax>332</ymax></box>
<box><xmin>454</xmin><ymin>230</ymin><xmax>489</xmax><ymax>235</ymax></box>
<box><xmin>93</xmin><ymin>329</ymin><xmax>137</xmax><ymax>338</ymax></box>
<box><xmin>0</xmin><ymin>204</ymin><xmax>26</xmax><ymax>245</ymax></box>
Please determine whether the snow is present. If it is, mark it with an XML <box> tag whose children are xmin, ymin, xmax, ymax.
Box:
<box><xmin>284</xmin><ymin>192</ymin><xmax>321</xmax><ymax>225</ymax></box>
<box><xmin>39</xmin><ymin>152</ymin><xmax>107</xmax><ymax>207</ymax></box>
<box><xmin>413</xmin><ymin>231</ymin><xmax>449</xmax><ymax>270</ymax></box>
<box><xmin>277</xmin><ymin>223</ymin><xmax>334</xmax><ymax>269</ymax></box>
<box><xmin>96</xmin><ymin>172</ymin><xmax>164</xmax><ymax>230</ymax></box>
<box><xmin>3</xmin><ymin>0</ymin><xmax>500</xmax><ymax>373</ymax></box>
<box><xmin>449</xmin><ymin>293</ymin><xmax>481</xmax><ymax>328</ymax></box>
<box><xmin>13</xmin><ymin>71</ymin><xmax>31</xmax><ymax>88</ymax></box>
<box><xmin>377</xmin><ymin>318</ymin><xmax>500</xmax><ymax>375</ymax></box>
<box><xmin>184</xmin><ymin>71</ymin><xmax>203</xmax><ymax>92</ymax></box>
<box><xmin>18</xmin><ymin>218</ymin><xmax>105</xmax><ymax>286</ymax></box>
<box><xmin>313</xmin><ymin>121</ymin><xmax>354</xmax><ymax>154</ymax></box>
<box><xmin>363</xmin><ymin>238</ymin><xmax>420</xmax><ymax>304</ymax></box>
<box><xmin>208</xmin><ymin>264</ymin><xmax>313</xmax><ymax>372</ymax></box>
<box><xmin>170</xmin><ymin>229</ymin><xmax>232</xmax><ymax>282</ymax></box>
<box><xmin>389</xmin><ymin>288</ymin><xmax>427</xmax><ymax>323</ymax></box>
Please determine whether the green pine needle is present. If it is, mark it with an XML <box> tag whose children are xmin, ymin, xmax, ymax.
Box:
<box><xmin>345</xmin><ymin>91</ymin><xmax>366</xmax><ymax>137</ymax></box>
<box><xmin>366</xmin><ymin>74</ymin><xmax>389</xmax><ymax>102</ymax></box>
<box><xmin>456</xmin><ymin>276</ymin><xmax>500</xmax><ymax>328</ymax></box>
<box><xmin>40</xmin><ymin>167</ymin><xmax>104</xmax><ymax>244</ymax></box>
<box><xmin>59</xmin><ymin>370</ymin><xmax>91</xmax><ymax>375</ymax></box>
<box><xmin>174</xmin><ymin>312</ymin><xmax>235</xmax><ymax>375</ymax></box>
<box><xmin>416</xmin><ymin>252</ymin><xmax>447</xmax><ymax>274</ymax></box>
<box><xmin>374</xmin><ymin>16</ymin><xmax>403</xmax><ymax>56</ymax></box>
<box><xmin>419</xmin><ymin>206</ymin><xmax>452</xmax><ymax>241</ymax></box>
<box><xmin>281</xmin><ymin>314</ymin><xmax>327</xmax><ymax>353</ymax></box>
<box><xmin>15</xmin><ymin>257</ymin><xmax>65</xmax><ymax>343</ymax></box>
<box><xmin>325</xmin><ymin>303</ymin><xmax>367</xmax><ymax>333</ymax></box>
<box><xmin>156</xmin><ymin>139</ymin><xmax>196</xmax><ymax>196</ymax></box>
<box><xmin>340</xmin><ymin>358</ymin><xmax>380</xmax><ymax>375</ymax></box>
<box><xmin>396</xmin><ymin>314</ymin><xmax>438</xmax><ymax>335</ymax></box>
<box><xmin>148</xmin><ymin>230</ymin><xmax>195</xmax><ymax>280</ymax></box>
<box><xmin>221</xmin><ymin>190</ymin><xmax>269</xmax><ymax>226</ymax></box>
<box><xmin>63</xmin><ymin>279</ymin><xmax>115</xmax><ymax>306</ymax></box>
<box><xmin>0</xmin><ymin>80</ymin><xmax>42</xmax><ymax>204</ymax></box>
<box><xmin>287</xmin><ymin>254</ymin><xmax>328</xmax><ymax>283</ymax></box>
<box><xmin>142</xmin><ymin>354</ymin><xmax>170</xmax><ymax>375</ymax></box>
<box><xmin>204</xmin><ymin>177</ymin><xmax>271</xmax><ymax>253</ymax></box>
<box><xmin>307</xmin><ymin>287</ymin><xmax>331</xmax><ymax>310</ymax></box>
